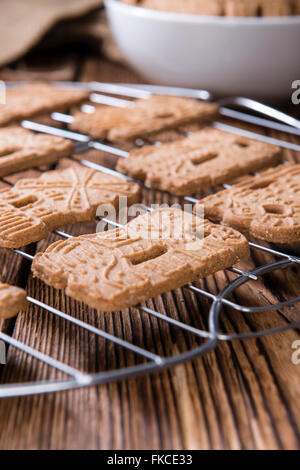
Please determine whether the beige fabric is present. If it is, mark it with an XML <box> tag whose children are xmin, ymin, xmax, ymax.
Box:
<box><xmin>0</xmin><ymin>0</ymin><xmax>102</xmax><ymax>67</ymax></box>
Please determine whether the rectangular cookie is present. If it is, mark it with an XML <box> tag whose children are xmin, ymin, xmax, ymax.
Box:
<box><xmin>0</xmin><ymin>83</ymin><xmax>89</xmax><ymax>127</ymax></box>
<box><xmin>0</xmin><ymin>283</ymin><xmax>27</xmax><ymax>319</ymax></box>
<box><xmin>197</xmin><ymin>164</ymin><xmax>300</xmax><ymax>243</ymax></box>
<box><xmin>0</xmin><ymin>126</ymin><xmax>74</xmax><ymax>177</ymax></box>
<box><xmin>117</xmin><ymin>128</ymin><xmax>281</xmax><ymax>196</ymax></box>
<box><xmin>70</xmin><ymin>95</ymin><xmax>219</xmax><ymax>142</ymax></box>
<box><xmin>32</xmin><ymin>208</ymin><xmax>249</xmax><ymax>311</ymax></box>
<box><xmin>0</xmin><ymin>162</ymin><xmax>141</xmax><ymax>248</ymax></box>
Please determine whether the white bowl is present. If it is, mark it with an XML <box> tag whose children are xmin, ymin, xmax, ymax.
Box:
<box><xmin>105</xmin><ymin>0</ymin><xmax>300</xmax><ymax>100</ymax></box>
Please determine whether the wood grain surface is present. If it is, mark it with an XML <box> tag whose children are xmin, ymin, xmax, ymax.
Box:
<box><xmin>0</xmin><ymin>57</ymin><xmax>299</xmax><ymax>450</ymax></box>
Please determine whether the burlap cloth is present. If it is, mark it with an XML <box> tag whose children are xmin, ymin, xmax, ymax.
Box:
<box><xmin>0</xmin><ymin>0</ymin><xmax>121</xmax><ymax>67</ymax></box>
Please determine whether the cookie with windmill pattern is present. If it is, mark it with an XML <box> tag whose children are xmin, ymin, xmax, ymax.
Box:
<box><xmin>0</xmin><ymin>162</ymin><xmax>141</xmax><ymax>248</ymax></box>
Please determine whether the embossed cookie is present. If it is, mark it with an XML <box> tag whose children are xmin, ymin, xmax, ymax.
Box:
<box><xmin>197</xmin><ymin>164</ymin><xmax>300</xmax><ymax>243</ymax></box>
<box><xmin>0</xmin><ymin>162</ymin><xmax>141</xmax><ymax>248</ymax></box>
<box><xmin>70</xmin><ymin>95</ymin><xmax>219</xmax><ymax>142</ymax></box>
<box><xmin>0</xmin><ymin>283</ymin><xmax>27</xmax><ymax>319</ymax></box>
<box><xmin>0</xmin><ymin>126</ymin><xmax>74</xmax><ymax>177</ymax></box>
<box><xmin>117</xmin><ymin>128</ymin><xmax>281</xmax><ymax>196</ymax></box>
<box><xmin>0</xmin><ymin>83</ymin><xmax>89</xmax><ymax>127</ymax></box>
<box><xmin>32</xmin><ymin>208</ymin><xmax>249</xmax><ymax>311</ymax></box>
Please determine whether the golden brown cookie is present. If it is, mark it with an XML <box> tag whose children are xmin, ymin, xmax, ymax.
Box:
<box><xmin>70</xmin><ymin>95</ymin><xmax>219</xmax><ymax>142</ymax></box>
<box><xmin>197</xmin><ymin>164</ymin><xmax>300</xmax><ymax>243</ymax></box>
<box><xmin>32</xmin><ymin>207</ymin><xmax>249</xmax><ymax>311</ymax></box>
<box><xmin>0</xmin><ymin>162</ymin><xmax>141</xmax><ymax>248</ymax></box>
<box><xmin>117</xmin><ymin>128</ymin><xmax>281</xmax><ymax>196</ymax></box>
<box><xmin>0</xmin><ymin>83</ymin><xmax>89</xmax><ymax>127</ymax></box>
<box><xmin>0</xmin><ymin>126</ymin><xmax>74</xmax><ymax>177</ymax></box>
<box><xmin>0</xmin><ymin>283</ymin><xmax>27</xmax><ymax>319</ymax></box>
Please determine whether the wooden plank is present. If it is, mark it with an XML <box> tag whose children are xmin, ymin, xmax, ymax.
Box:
<box><xmin>0</xmin><ymin>58</ymin><xmax>299</xmax><ymax>450</ymax></box>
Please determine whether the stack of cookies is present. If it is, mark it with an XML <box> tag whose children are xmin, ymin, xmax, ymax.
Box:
<box><xmin>0</xmin><ymin>81</ymin><xmax>298</xmax><ymax>314</ymax></box>
<box><xmin>121</xmin><ymin>0</ymin><xmax>300</xmax><ymax>16</ymax></box>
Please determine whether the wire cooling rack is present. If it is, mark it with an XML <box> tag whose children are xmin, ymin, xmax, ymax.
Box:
<box><xmin>0</xmin><ymin>81</ymin><xmax>300</xmax><ymax>398</ymax></box>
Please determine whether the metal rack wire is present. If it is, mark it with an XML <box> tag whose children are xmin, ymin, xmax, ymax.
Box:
<box><xmin>0</xmin><ymin>81</ymin><xmax>300</xmax><ymax>398</ymax></box>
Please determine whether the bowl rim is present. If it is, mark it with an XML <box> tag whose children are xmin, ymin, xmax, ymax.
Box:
<box><xmin>105</xmin><ymin>0</ymin><xmax>300</xmax><ymax>25</ymax></box>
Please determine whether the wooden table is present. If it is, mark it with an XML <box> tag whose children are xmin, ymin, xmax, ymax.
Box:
<box><xmin>0</xmin><ymin>56</ymin><xmax>299</xmax><ymax>450</ymax></box>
